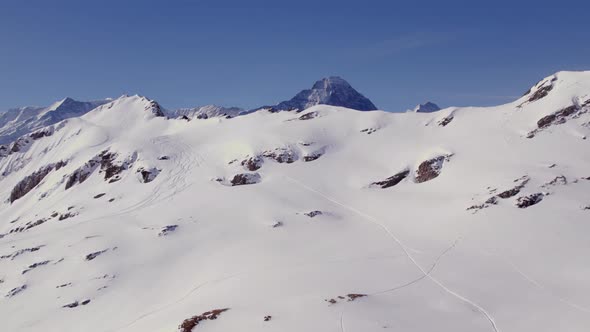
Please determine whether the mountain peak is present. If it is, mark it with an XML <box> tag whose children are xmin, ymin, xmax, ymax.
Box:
<box><xmin>269</xmin><ymin>76</ymin><xmax>377</xmax><ymax>112</ymax></box>
<box><xmin>412</xmin><ymin>102</ymin><xmax>441</xmax><ymax>113</ymax></box>
<box><xmin>311</xmin><ymin>76</ymin><xmax>352</xmax><ymax>90</ymax></box>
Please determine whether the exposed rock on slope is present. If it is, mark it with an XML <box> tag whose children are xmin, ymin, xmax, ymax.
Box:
<box><xmin>371</xmin><ymin>169</ymin><xmax>410</xmax><ymax>189</ymax></box>
<box><xmin>527</xmin><ymin>104</ymin><xmax>587</xmax><ymax>138</ymax></box>
<box><xmin>520</xmin><ymin>76</ymin><xmax>557</xmax><ymax>105</ymax></box>
<box><xmin>178</xmin><ymin>308</ymin><xmax>230</xmax><ymax>332</ymax></box>
<box><xmin>415</xmin><ymin>155</ymin><xmax>452</xmax><ymax>183</ymax></box>
<box><xmin>9</xmin><ymin>161</ymin><xmax>67</xmax><ymax>203</ymax></box>
<box><xmin>516</xmin><ymin>193</ymin><xmax>544</xmax><ymax>208</ymax></box>
<box><xmin>230</xmin><ymin>173</ymin><xmax>261</xmax><ymax>186</ymax></box>
<box><xmin>65</xmin><ymin>150</ymin><xmax>136</xmax><ymax>189</ymax></box>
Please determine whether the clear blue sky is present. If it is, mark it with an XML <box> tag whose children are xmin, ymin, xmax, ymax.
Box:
<box><xmin>1</xmin><ymin>0</ymin><xmax>589</xmax><ymax>112</ymax></box>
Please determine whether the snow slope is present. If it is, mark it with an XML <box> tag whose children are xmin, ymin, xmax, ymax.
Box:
<box><xmin>1</xmin><ymin>72</ymin><xmax>590</xmax><ymax>332</ymax></box>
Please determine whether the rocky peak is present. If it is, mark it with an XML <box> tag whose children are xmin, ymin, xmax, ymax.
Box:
<box><xmin>259</xmin><ymin>76</ymin><xmax>377</xmax><ymax>112</ymax></box>
<box><xmin>411</xmin><ymin>102</ymin><xmax>441</xmax><ymax>113</ymax></box>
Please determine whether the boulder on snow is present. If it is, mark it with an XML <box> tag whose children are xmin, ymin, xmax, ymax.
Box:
<box><xmin>137</xmin><ymin>167</ymin><xmax>160</xmax><ymax>183</ymax></box>
<box><xmin>516</xmin><ymin>193</ymin><xmax>544</xmax><ymax>208</ymax></box>
<box><xmin>230</xmin><ymin>173</ymin><xmax>261</xmax><ymax>186</ymax></box>
<box><xmin>263</xmin><ymin>148</ymin><xmax>298</xmax><ymax>163</ymax></box>
<box><xmin>304</xmin><ymin>210</ymin><xmax>323</xmax><ymax>218</ymax></box>
<box><xmin>241</xmin><ymin>156</ymin><xmax>263</xmax><ymax>171</ymax></box>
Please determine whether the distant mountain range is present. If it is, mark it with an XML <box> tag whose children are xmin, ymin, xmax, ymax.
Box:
<box><xmin>0</xmin><ymin>98</ymin><xmax>110</xmax><ymax>144</ymax></box>
<box><xmin>1</xmin><ymin>77</ymin><xmax>381</xmax><ymax>138</ymax></box>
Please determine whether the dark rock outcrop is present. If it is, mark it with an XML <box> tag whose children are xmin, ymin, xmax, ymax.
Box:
<box><xmin>65</xmin><ymin>157</ymin><xmax>101</xmax><ymax>189</ymax></box>
<box><xmin>66</xmin><ymin>150</ymin><xmax>135</xmax><ymax>189</ymax></box>
<box><xmin>85</xmin><ymin>249</ymin><xmax>108</xmax><ymax>261</ymax></box>
<box><xmin>179</xmin><ymin>308</ymin><xmax>230</xmax><ymax>332</ymax></box>
<box><xmin>230</xmin><ymin>173</ymin><xmax>261</xmax><ymax>186</ymax></box>
<box><xmin>5</xmin><ymin>285</ymin><xmax>27</xmax><ymax>298</ymax></box>
<box><xmin>0</xmin><ymin>246</ymin><xmax>43</xmax><ymax>261</ymax></box>
<box><xmin>137</xmin><ymin>167</ymin><xmax>160</xmax><ymax>183</ymax></box>
<box><xmin>241</xmin><ymin>156</ymin><xmax>263</xmax><ymax>171</ymax></box>
<box><xmin>298</xmin><ymin>111</ymin><xmax>319</xmax><ymax>120</ymax></box>
<box><xmin>415</xmin><ymin>155</ymin><xmax>451</xmax><ymax>183</ymax></box>
<box><xmin>22</xmin><ymin>260</ymin><xmax>51</xmax><ymax>275</ymax></box>
<box><xmin>158</xmin><ymin>225</ymin><xmax>178</xmax><ymax>237</ymax></box>
<box><xmin>263</xmin><ymin>148</ymin><xmax>298</xmax><ymax>164</ymax></box>
<box><xmin>304</xmin><ymin>211</ymin><xmax>323</xmax><ymax>218</ymax></box>
<box><xmin>527</xmin><ymin>105</ymin><xmax>586</xmax><ymax>138</ymax></box>
<box><xmin>10</xmin><ymin>161</ymin><xmax>67</xmax><ymax>203</ymax></box>
<box><xmin>372</xmin><ymin>169</ymin><xmax>410</xmax><ymax>189</ymax></box>
<box><xmin>537</xmin><ymin>105</ymin><xmax>579</xmax><ymax>129</ymax></box>
<box><xmin>302</xmin><ymin>150</ymin><xmax>324</xmax><ymax>162</ymax></box>
<box><xmin>146</xmin><ymin>100</ymin><xmax>165</xmax><ymax>117</ymax></box>
<box><xmin>438</xmin><ymin>116</ymin><xmax>454</xmax><ymax>127</ymax></box>
<box><xmin>516</xmin><ymin>193</ymin><xmax>544</xmax><ymax>208</ymax></box>
<box><xmin>63</xmin><ymin>299</ymin><xmax>91</xmax><ymax>308</ymax></box>
<box><xmin>521</xmin><ymin>76</ymin><xmax>557</xmax><ymax>105</ymax></box>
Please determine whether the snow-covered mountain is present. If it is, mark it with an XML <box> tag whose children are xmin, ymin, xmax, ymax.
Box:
<box><xmin>1</xmin><ymin>71</ymin><xmax>590</xmax><ymax>332</ymax></box>
<box><xmin>0</xmin><ymin>98</ymin><xmax>110</xmax><ymax>145</ymax></box>
<box><xmin>255</xmin><ymin>76</ymin><xmax>378</xmax><ymax>112</ymax></box>
<box><xmin>410</xmin><ymin>101</ymin><xmax>441</xmax><ymax>113</ymax></box>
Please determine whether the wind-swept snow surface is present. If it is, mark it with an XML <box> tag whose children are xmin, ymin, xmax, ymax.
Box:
<box><xmin>1</xmin><ymin>72</ymin><xmax>590</xmax><ymax>332</ymax></box>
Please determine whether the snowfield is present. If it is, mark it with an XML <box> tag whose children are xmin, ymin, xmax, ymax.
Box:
<box><xmin>1</xmin><ymin>71</ymin><xmax>590</xmax><ymax>332</ymax></box>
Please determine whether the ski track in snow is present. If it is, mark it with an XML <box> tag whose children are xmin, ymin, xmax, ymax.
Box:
<box><xmin>0</xmin><ymin>136</ymin><xmax>202</xmax><ymax>246</ymax></box>
<box><xmin>107</xmin><ymin>273</ymin><xmax>239</xmax><ymax>332</ymax></box>
<box><xmin>492</xmin><ymin>252</ymin><xmax>590</xmax><ymax>314</ymax></box>
<box><xmin>284</xmin><ymin>175</ymin><xmax>500</xmax><ymax>332</ymax></box>
<box><xmin>371</xmin><ymin>237</ymin><xmax>461</xmax><ymax>295</ymax></box>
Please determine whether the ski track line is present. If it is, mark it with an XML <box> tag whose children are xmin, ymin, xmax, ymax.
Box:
<box><xmin>497</xmin><ymin>253</ymin><xmax>590</xmax><ymax>314</ymax></box>
<box><xmin>284</xmin><ymin>175</ymin><xmax>500</xmax><ymax>332</ymax></box>
<box><xmin>108</xmin><ymin>274</ymin><xmax>238</xmax><ymax>332</ymax></box>
<box><xmin>340</xmin><ymin>312</ymin><xmax>346</xmax><ymax>332</ymax></box>
<box><xmin>371</xmin><ymin>237</ymin><xmax>460</xmax><ymax>295</ymax></box>
<box><xmin>0</xmin><ymin>137</ymin><xmax>200</xmax><ymax>246</ymax></box>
